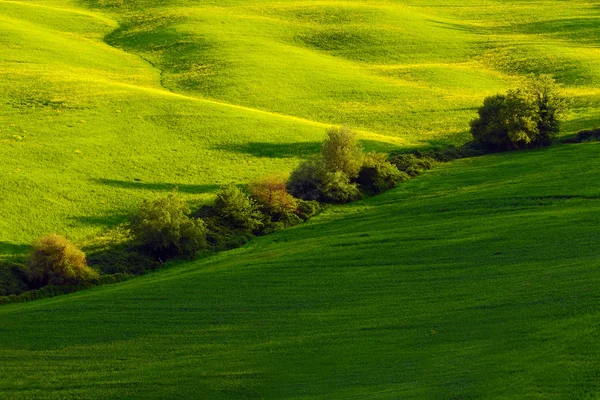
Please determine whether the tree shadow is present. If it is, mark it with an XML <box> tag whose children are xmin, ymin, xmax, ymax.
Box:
<box><xmin>0</xmin><ymin>241</ymin><xmax>30</xmax><ymax>262</ymax></box>
<box><xmin>212</xmin><ymin>142</ymin><xmax>321</xmax><ymax>158</ymax></box>
<box><xmin>94</xmin><ymin>179</ymin><xmax>220</xmax><ymax>194</ymax></box>
<box><xmin>359</xmin><ymin>140</ymin><xmax>403</xmax><ymax>153</ymax></box>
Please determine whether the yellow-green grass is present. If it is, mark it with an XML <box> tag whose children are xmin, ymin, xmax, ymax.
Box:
<box><xmin>1</xmin><ymin>142</ymin><xmax>599</xmax><ymax>398</ymax></box>
<box><xmin>2</xmin><ymin>0</ymin><xmax>600</xmax><ymax>252</ymax></box>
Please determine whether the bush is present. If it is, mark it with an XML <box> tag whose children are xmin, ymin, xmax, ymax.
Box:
<box><xmin>248</xmin><ymin>175</ymin><xmax>299</xmax><ymax>224</ymax></box>
<box><xmin>471</xmin><ymin>75</ymin><xmax>567</xmax><ymax>150</ymax></box>
<box><xmin>321</xmin><ymin>126</ymin><xmax>364</xmax><ymax>177</ymax></box>
<box><xmin>288</xmin><ymin>126</ymin><xmax>365</xmax><ymax>203</ymax></box>
<box><xmin>320</xmin><ymin>171</ymin><xmax>361</xmax><ymax>203</ymax></box>
<box><xmin>287</xmin><ymin>158</ymin><xmax>325</xmax><ymax>201</ymax></box>
<box><xmin>296</xmin><ymin>200</ymin><xmax>322</xmax><ymax>220</ymax></box>
<box><xmin>129</xmin><ymin>193</ymin><xmax>208</xmax><ymax>258</ymax></box>
<box><xmin>0</xmin><ymin>262</ymin><xmax>28</xmax><ymax>296</ymax></box>
<box><xmin>27</xmin><ymin>234</ymin><xmax>98</xmax><ymax>288</ymax></box>
<box><xmin>214</xmin><ymin>184</ymin><xmax>263</xmax><ymax>233</ymax></box>
<box><xmin>357</xmin><ymin>152</ymin><xmax>408</xmax><ymax>194</ymax></box>
<box><xmin>87</xmin><ymin>248</ymin><xmax>160</xmax><ymax>275</ymax></box>
<box><xmin>388</xmin><ymin>153</ymin><xmax>436</xmax><ymax>177</ymax></box>
<box><xmin>526</xmin><ymin>74</ymin><xmax>568</xmax><ymax>146</ymax></box>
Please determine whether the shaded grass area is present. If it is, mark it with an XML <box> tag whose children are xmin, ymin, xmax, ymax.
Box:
<box><xmin>1</xmin><ymin>143</ymin><xmax>600</xmax><ymax>398</ymax></box>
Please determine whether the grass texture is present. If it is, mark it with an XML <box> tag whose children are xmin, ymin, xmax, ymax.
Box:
<box><xmin>1</xmin><ymin>142</ymin><xmax>600</xmax><ymax>398</ymax></box>
<box><xmin>1</xmin><ymin>0</ymin><xmax>600</xmax><ymax>249</ymax></box>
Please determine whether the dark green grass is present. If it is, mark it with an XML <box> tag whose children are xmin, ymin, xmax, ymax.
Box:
<box><xmin>1</xmin><ymin>143</ymin><xmax>599</xmax><ymax>398</ymax></box>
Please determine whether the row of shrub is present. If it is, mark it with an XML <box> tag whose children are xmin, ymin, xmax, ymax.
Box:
<box><xmin>7</xmin><ymin>126</ymin><xmax>432</xmax><ymax>297</ymax></box>
<box><xmin>4</xmin><ymin>74</ymin><xmax>584</xmax><ymax>300</ymax></box>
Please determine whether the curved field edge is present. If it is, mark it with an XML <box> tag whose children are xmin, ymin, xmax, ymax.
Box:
<box><xmin>1</xmin><ymin>143</ymin><xmax>600</xmax><ymax>398</ymax></box>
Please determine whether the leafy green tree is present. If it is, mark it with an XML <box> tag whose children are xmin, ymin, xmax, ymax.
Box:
<box><xmin>358</xmin><ymin>152</ymin><xmax>407</xmax><ymax>194</ymax></box>
<box><xmin>28</xmin><ymin>234</ymin><xmax>98</xmax><ymax>287</ymax></box>
<box><xmin>526</xmin><ymin>74</ymin><xmax>568</xmax><ymax>146</ymax></box>
<box><xmin>214</xmin><ymin>184</ymin><xmax>263</xmax><ymax>233</ymax></box>
<box><xmin>321</xmin><ymin>126</ymin><xmax>364</xmax><ymax>178</ymax></box>
<box><xmin>470</xmin><ymin>90</ymin><xmax>539</xmax><ymax>150</ymax></box>
<box><xmin>287</xmin><ymin>126</ymin><xmax>363</xmax><ymax>203</ymax></box>
<box><xmin>129</xmin><ymin>193</ymin><xmax>207</xmax><ymax>258</ymax></box>
<box><xmin>471</xmin><ymin>75</ymin><xmax>567</xmax><ymax>150</ymax></box>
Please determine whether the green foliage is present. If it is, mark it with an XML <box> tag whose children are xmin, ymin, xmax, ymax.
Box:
<box><xmin>321</xmin><ymin>126</ymin><xmax>364</xmax><ymax>178</ymax></box>
<box><xmin>471</xmin><ymin>75</ymin><xmax>567</xmax><ymax>150</ymax></box>
<box><xmin>214</xmin><ymin>184</ymin><xmax>264</xmax><ymax>234</ymax></box>
<box><xmin>470</xmin><ymin>91</ymin><xmax>539</xmax><ymax>150</ymax></box>
<box><xmin>296</xmin><ymin>200</ymin><xmax>322</xmax><ymax>221</ymax></box>
<box><xmin>388</xmin><ymin>153</ymin><xmax>436</xmax><ymax>178</ymax></box>
<box><xmin>0</xmin><ymin>263</ymin><xmax>28</xmax><ymax>296</ymax></box>
<box><xmin>129</xmin><ymin>193</ymin><xmax>208</xmax><ymax>258</ymax></box>
<box><xmin>357</xmin><ymin>152</ymin><xmax>408</xmax><ymax>195</ymax></box>
<box><xmin>288</xmin><ymin>127</ymin><xmax>363</xmax><ymax>203</ymax></box>
<box><xmin>27</xmin><ymin>234</ymin><xmax>98</xmax><ymax>288</ymax></box>
<box><xmin>320</xmin><ymin>171</ymin><xmax>361</xmax><ymax>203</ymax></box>
<box><xmin>526</xmin><ymin>75</ymin><xmax>568</xmax><ymax>146</ymax></box>
<box><xmin>87</xmin><ymin>249</ymin><xmax>160</xmax><ymax>275</ymax></box>
<box><xmin>287</xmin><ymin>158</ymin><xmax>326</xmax><ymax>201</ymax></box>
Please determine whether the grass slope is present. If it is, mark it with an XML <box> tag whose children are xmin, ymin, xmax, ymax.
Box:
<box><xmin>1</xmin><ymin>143</ymin><xmax>600</xmax><ymax>398</ymax></box>
<box><xmin>2</xmin><ymin>0</ymin><xmax>600</xmax><ymax>252</ymax></box>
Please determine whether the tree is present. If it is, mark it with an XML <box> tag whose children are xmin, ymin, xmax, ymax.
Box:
<box><xmin>471</xmin><ymin>90</ymin><xmax>539</xmax><ymax>150</ymax></box>
<box><xmin>287</xmin><ymin>126</ymin><xmax>363</xmax><ymax>203</ymax></box>
<box><xmin>129</xmin><ymin>193</ymin><xmax>207</xmax><ymax>258</ymax></box>
<box><xmin>28</xmin><ymin>234</ymin><xmax>98</xmax><ymax>287</ymax></box>
<box><xmin>526</xmin><ymin>74</ymin><xmax>568</xmax><ymax>146</ymax></box>
<box><xmin>214</xmin><ymin>184</ymin><xmax>263</xmax><ymax>233</ymax></box>
<box><xmin>357</xmin><ymin>152</ymin><xmax>407</xmax><ymax>194</ymax></box>
<box><xmin>321</xmin><ymin>125</ymin><xmax>364</xmax><ymax>178</ymax></box>
<box><xmin>248</xmin><ymin>175</ymin><xmax>298</xmax><ymax>216</ymax></box>
<box><xmin>471</xmin><ymin>75</ymin><xmax>567</xmax><ymax>150</ymax></box>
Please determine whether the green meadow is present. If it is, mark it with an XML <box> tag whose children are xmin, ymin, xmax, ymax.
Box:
<box><xmin>2</xmin><ymin>143</ymin><xmax>600</xmax><ymax>398</ymax></box>
<box><xmin>1</xmin><ymin>0</ymin><xmax>600</xmax><ymax>397</ymax></box>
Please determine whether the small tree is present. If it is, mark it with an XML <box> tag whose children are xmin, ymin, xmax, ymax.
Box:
<box><xmin>357</xmin><ymin>152</ymin><xmax>407</xmax><ymax>194</ymax></box>
<box><xmin>287</xmin><ymin>126</ymin><xmax>363</xmax><ymax>203</ymax></box>
<box><xmin>248</xmin><ymin>175</ymin><xmax>298</xmax><ymax>216</ymax></box>
<box><xmin>214</xmin><ymin>184</ymin><xmax>263</xmax><ymax>233</ymax></box>
<box><xmin>526</xmin><ymin>74</ymin><xmax>567</xmax><ymax>146</ymax></box>
<box><xmin>470</xmin><ymin>90</ymin><xmax>539</xmax><ymax>150</ymax></box>
<box><xmin>471</xmin><ymin>75</ymin><xmax>567</xmax><ymax>150</ymax></box>
<box><xmin>28</xmin><ymin>234</ymin><xmax>98</xmax><ymax>287</ymax></box>
<box><xmin>321</xmin><ymin>126</ymin><xmax>364</xmax><ymax>178</ymax></box>
<box><xmin>129</xmin><ymin>193</ymin><xmax>207</xmax><ymax>258</ymax></box>
<box><xmin>287</xmin><ymin>158</ymin><xmax>325</xmax><ymax>201</ymax></box>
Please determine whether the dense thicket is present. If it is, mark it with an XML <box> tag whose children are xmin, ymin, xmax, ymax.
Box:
<box><xmin>27</xmin><ymin>234</ymin><xmax>98</xmax><ymax>288</ymax></box>
<box><xmin>288</xmin><ymin>126</ymin><xmax>405</xmax><ymax>202</ymax></box>
<box><xmin>129</xmin><ymin>193</ymin><xmax>208</xmax><ymax>258</ymax></box>
<box><xmin>471</xmin><ymin>75</ymin><xmax>566</xmax><ymax>150</ymax></box>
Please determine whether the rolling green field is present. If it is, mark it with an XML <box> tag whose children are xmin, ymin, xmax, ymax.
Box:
<box><xmin>2</xmin><ymin>143</ymin><xmax>600</xmax><ymax>398</ymax></box>
<box><xmin>2</xmin><ymin>0</ymin><xmax>600</xmax><ymax>397</ymax></box>
<box><xmin>2</xmin><ymin>0</ymin><xmax>600</xmax><ymax>248</ymax></box>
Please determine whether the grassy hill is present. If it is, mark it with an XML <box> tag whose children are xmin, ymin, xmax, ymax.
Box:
<box><xmin>1</xmin><ymin>142</ymin><xmax>600</xmax><ymax>398</ymax></box>
<box><xmin>2</xmin><ymin>0</ymin><xmax>600</xmax><ymax>397</ymax></box>
<box><xmin>2</xmin><ymin>0</ymin><xmax>600</xmax><ymax>249</ymax></box>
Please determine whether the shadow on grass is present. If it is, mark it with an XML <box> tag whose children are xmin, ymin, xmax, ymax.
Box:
<box><xmin>95</xmin><ymin>179</ymin><xmax>220</xmax><ymax>194</ymax></box>
<box><xmin>213</xmin><ymin>139</ymin><xmax>409</xmax><ymax>159</ymax></box>
<box><xmin>0</xmin><ymin>242</ymin><xmax>30</xmax><ymax>262</ymax></box>
<box><xmin>359</xmin><ymin>140</ymin><xmax>403</xmax><ymax>153</ymax></box>
<box><xmin>212</xmin><ymin>142</ymin><xmax>321</xmax><ymax>158</ymax></box>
